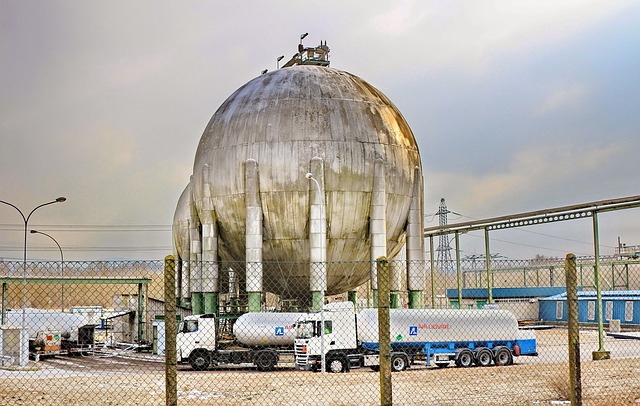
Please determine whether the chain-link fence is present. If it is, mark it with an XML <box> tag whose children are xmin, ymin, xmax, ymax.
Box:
<box><xmin>1</xmin><ymin>257</ymin><xmax>639</xmax><ymax>405</ymax></box>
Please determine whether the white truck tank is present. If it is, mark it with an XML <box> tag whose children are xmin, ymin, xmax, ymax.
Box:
<box><xmin>5</xmin><ymin>309</ymin><xmax>87</xmax><ymax>341</ymax></box>
<box><xmin>356</xmin><ymin>308</ymin><xmax>520</xmax><ymax>344</ymax></box>
<box><xmin>233</xmin><ymin>312</ymin><xmax>305</xmax><ymax>346</ymax></box>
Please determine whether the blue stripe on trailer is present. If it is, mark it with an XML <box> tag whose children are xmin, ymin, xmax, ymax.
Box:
<box><xmin>361</xmin><ymin>338</ymin><xmax>537</xmax><ymax>358</ymax></box>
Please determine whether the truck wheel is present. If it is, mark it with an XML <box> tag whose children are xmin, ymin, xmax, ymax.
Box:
<box><xmin>493</xmin><ymin>347</ymin><xmax>513</xmax><ymax>366</ymax></box>
<box><xmin>391</xmin><ymin>354</ymin><xmax>408</xmax><ymax>372</ymax></box>
<box><xmin>255</xmin><ymin>351</ymin><xmax>277</xmax><ymax>372</ymax></box>
<box><xmin>326</xmin><ymin>357</ymin><xmax>347</xmax><ymax>373</ymax></box>
<box><xmin>189</xmin><ymin>349</ymin><xmax>211</xmax><ymax>371</ymax></box>
<box><xmin>455</xmin><ymin>349</ymin><xmax>474</xmax><ymax>368</ymax></box>
<box><xmin>474</xmin><ymin>348</ymin><xmax>493</xmax><ymax>367</ymax></box>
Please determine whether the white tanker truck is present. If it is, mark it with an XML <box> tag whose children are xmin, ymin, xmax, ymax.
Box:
<box><xmin>294</xmin><ymin>302</ymin><xmax>537</xmax><ymax>373</ymax></box>
<box><xmin>177</xmin><ymin>312</ymin><xmax>304</xmax><ymax>371</ymax></box>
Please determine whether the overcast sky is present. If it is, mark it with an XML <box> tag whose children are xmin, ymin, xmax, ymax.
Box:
<box><xmin>1</xmin><ymin>1</ymin><xmax>639</xmax><ymax>261</ymax></box>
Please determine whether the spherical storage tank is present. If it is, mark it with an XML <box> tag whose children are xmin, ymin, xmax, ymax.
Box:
<box><xmin>189</xmin><ymin>64</ymin><xmax>422</xmax><ymax>300</ymax></box>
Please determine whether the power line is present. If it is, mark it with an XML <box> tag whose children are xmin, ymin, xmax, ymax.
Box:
<box><xmin>0</xmin><ymin>245</ymin><xmax>171</xmax><ymax>252</ymax></box>
<box><xmin>0</xmin><ymin>224</ymin><xmax>171</xmax><ymax>232</ymax></box>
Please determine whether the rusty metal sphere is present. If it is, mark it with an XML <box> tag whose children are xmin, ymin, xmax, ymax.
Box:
<box><xmin>191</xmin><ymin>65</ymin><xmax>421</xmax><ymax>296</ymax></box>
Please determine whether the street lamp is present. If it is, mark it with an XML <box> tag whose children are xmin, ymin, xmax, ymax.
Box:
<box><xmin>30</xmin><ymin>230</ymin><xmax>65</xmax><ymax>311</ymax></box>
<box><xmin>0</xmin><ymin>197</ymin><xmax>66</xmax><ymax>366</ymax></box>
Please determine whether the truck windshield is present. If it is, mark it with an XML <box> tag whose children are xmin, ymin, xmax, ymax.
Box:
<box><xmin>296</xmin><ymin>320</ymin><xmax>332</xmax><ymax>338</ymax></box>
<box><xmin>181</xmin><ymin>320</ymin><xmax>198</xmax><ymax>333</ymax></box>
<box><xmin>296</xmin><ymin>321</ymin><xmax>315</xmax><ymax>339</ymax></box>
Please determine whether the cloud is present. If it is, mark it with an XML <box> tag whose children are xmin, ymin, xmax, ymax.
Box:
<box><xmin>357</xmin><ymin>0</ymin><xmax>636</xmax><ymax>81</ymax></box>
<box><xmin>427</xmin><ymin>142</ymin><xmax>623</xmax><ymax>217</ymax></box>
<box><xmin>536</xmin><ymin>84</ymin><xmax>589</xmax><ymax>116</ymax></box>
<box><xmin>1</xmin><ymin>1</ymin><xmax>639</xmax><ymax>260</ymax></box>
<box><xmin>369</xmin><ymin>1</ymin><xmax>428</xmax><ymax>36</ymax></box>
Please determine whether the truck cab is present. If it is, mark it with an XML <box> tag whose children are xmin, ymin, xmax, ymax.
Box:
<box><xmin>294</xmin><ymin>301</ymin><xmax>358</xmax><ymax>372</ymax></box>
<box><xmin>176</xmin><ymin>314</ymin><xmax>217</xmax><ymax>370</ymax></box>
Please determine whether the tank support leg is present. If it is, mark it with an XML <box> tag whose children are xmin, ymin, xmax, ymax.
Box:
<box><xmin>191</xmin><ymin>292</ymin><xmax>204</xmax><ymax>315</ymax></box>
<box><xmin>201</xmin><ymin>165</ymin><xmax>219</xmax><ymax>313</ymax></box>
<box><xmin>370</xmin><ymin>159</ymin><xmax>387</xmax><ymax>305</ymax></box>
<box><xmin>406</xmin><ymin>166</ymin><xmax>425</xmax><ymax>309</ymax></box>
<box><xmin>312</xmin><ymin>291</ymin><xmax>324</xmax><ymax>312</ymax></box>
<box><xmin>245</xmin><ymin>159</ymin><xmax>264</xmax><ymax>313</ymax></box>
<box><xmin>408</xmin><ymin>291</ymin><xmax>424</xmax><ymax>309</ymax></box>
<box><xmin>308</xmin><ymin>157</ymin><xmax>326</xmax><ymax>311</ymax></box>
<box><xmin>203</xmin><ymin>292</ymin><xmax>217</xmax><ymax>315</ymax></box>
<box><xmin>248</xmin><ymin>292</ymin><xmax>261</xmax><ymax>312</ymax></box>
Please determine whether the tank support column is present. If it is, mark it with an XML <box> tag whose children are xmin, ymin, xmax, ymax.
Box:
<box><xmin>370</xmin><ymin>159</ymin><xmax>387</xmax><ymax>307</ymax></box>
<box><xmin>189</xmin><ymin>178</ymin><xmax>203</xmax><ymax>314</ymax></box>
<box><xmin>308</xmin><ymin>157</ymin><xmax>327</xmax><ymax>311</ymax></box>
<box><xmin>201</xmin><ymin>165</ymin><xmax>219</xmax><ymax>315</ymax></box>
<box><xmin>175</xmin><ymin>213</ymin><xmax>191</xmax><ymax>308</ymax></box>
<box><xmin>246</xmin><ymin>159</ymin><xmax>264</xmax><ymax>312</ymax></box>
<box><xmin>390</xmin><ymin>248</ymin><xmax>404</xmax><ymax>308</ymax></box>
<box><xmin>406</xmin><ymin>166</ymin><xmax>425</xmax><ymax>309</ymax></box>
<box><xmin>180</xmin><ymin>235</ymin><xmax>191</xmax><ymax>308</ymax></box>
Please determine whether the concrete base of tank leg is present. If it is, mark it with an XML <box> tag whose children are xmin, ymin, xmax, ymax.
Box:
<box><xmin>592</xmin><ymin>350</ymin><xmax>610</xmax><ymax>360</ymax></box>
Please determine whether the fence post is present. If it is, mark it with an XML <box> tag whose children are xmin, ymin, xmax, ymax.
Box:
<box><xmin>565</xmin><ymin>253</ymin><xmax>582</xmax><ymax>406</ymax></box>
<box><xmin>164</xmin><ymin>255</ymin><xmax>178</xmax><ymax>406</ymax></box>
<box><xmin>377</xmin><ymin>256</ymin><xmax>392</xmax><ymax>406</ymax></box>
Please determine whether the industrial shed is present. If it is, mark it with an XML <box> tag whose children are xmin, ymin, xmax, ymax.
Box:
<box><xmin>445</xmin><ymin>287</ymin><xmax>566</xmax><ymax>321</ymax></box>
<box><xmin>539</xmin><ymin>290</ymin><xmax>640</xmax><ymax>326</ymax></box>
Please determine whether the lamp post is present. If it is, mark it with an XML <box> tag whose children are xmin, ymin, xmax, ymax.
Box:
<box><xmin>0</xmin><ymin>197</ymin><xmax>66</xmax><ymax>366</ymax></box>
<box><xmin>305</xmin><ymin>172</ymin><xmax>326</xmax><ymax>373</ymax></box>
<box><xmin>30</xmin><ymin>230</ymin><xmax>65</xmax><ymax>312</ymax></box>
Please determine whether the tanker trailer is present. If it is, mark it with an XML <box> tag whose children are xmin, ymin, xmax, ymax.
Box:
<box><xmin>294</xmin><ymin>302</ymin><xmax>537</xmax><ymax>373</ymax></box>
<box><xmin>177</xmin><ymin>311</ymin><xmax>304</xmax><ymax>371</ymax></box>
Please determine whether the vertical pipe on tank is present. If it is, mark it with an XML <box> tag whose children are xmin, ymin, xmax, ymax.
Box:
<box><xmin>201</xmin><ymin>165</ymin><xmax>219</xmax><ymax>315</ymax></box>
<box><xmin>307</xmin><ymin>157</ymin><xmax>326</xmax><ymax>311</ymax></box>
<box><xmin>370</xmin><ymin>158</ymin><xmax>387</xmax><ymax>307</ymax></box>
<box><xmin>406</xmin><ymin>166</ymin><xmax>425</xmax><ymax>309</ymax></box>
<box><xmin>189</xmin><ymin>179</ymin><xmax>203</xmax><ymax>314</ymax></box>
<box><xmin>245</xmin><ymin>159</ymin><xmax>263</xmax><ymax>312</ymax></box>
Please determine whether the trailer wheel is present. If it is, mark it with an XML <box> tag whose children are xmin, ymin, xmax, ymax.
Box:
<box><xmin>255</xmin><ymin>351</ymin><xmax>277</xmax><ymax>371</ymax></box>
<box><xmin>391</xmin><ymin>354</ymin><xmax>408</xmax><ymax>372</ymax></box>
<box><xmin>369</xmin><ymin>365</ymin><xmax>380</xmax><ymax>372</ymax></box>
<box><xmin>474</xmin><ymin>348</ymin><xmax>493</xmax><ymax>367</ymax></box>
<box><xmin>455</xmin><ymin>349</ymin><xmax>474</xmax><ymax>368</ymax></box>
<box><xmin>189</xmin><ymin>349</ymin><xmax>211</xmax><ymax>371</ymax></box>
<box><xmin>326</xmin><ymin>356</ymin><xmax>347</xmax><ymax>373</ymax></box>
<box><xmin>435</xmin><ymin>362</ymin><xmax>449</xmax><ymax>368</ymax></box>
<box><xmin>493</xmin><ymin>347</ymin><xmax>513</xmax><ymax>366</ymax></box>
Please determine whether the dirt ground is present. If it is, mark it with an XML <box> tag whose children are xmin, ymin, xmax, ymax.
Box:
<box><xmin>1</xmin><ymin>329</ymin><xmax>639</xmax><ymax>405</ymax></box>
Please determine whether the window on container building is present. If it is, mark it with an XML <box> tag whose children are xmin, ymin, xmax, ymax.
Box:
<box><xmin>588</xmin><ymin>301</ymin><xmax>595</xmax><ymax>321</ymax></box>
<box><xmin>625</xmin><ymin>301</ymin><xmax>634</xmax><ymax>322</ymax></box>
<box><xmin>556</xmin><ymin>301</ymin><xmax>563</xmax><ymax>320</ymax></box>
<box><xmin>606</xmin><ymin>301</ymin><xmax>613</xmax><ymax>320</ymax></box>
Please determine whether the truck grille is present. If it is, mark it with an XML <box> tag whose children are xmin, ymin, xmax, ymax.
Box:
<box><xmin>294</xmin><ymin>343</ymin><xmax>308</xmax><ymax>367</ymax></box>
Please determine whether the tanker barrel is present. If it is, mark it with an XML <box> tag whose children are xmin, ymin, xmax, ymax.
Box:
<box><xmin>357</xmin><ymin>308</ymin><xmax>521</xmax><ymax>344</ymax></box>
<box><xmin>233</xmin><ymin>312</ymin><xmax>305</xmax><ymax>346</ymax></box>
